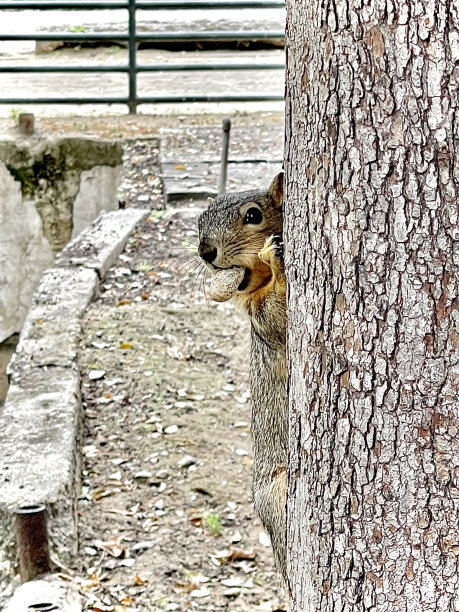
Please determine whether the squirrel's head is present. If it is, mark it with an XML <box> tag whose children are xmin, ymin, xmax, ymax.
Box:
<box><xmin>198</xmin><ymin>172</ymin><xmax>283</xmax><ymax>296</ymax></box>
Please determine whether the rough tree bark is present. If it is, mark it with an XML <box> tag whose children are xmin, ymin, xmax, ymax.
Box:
<box><xmin>284</xmin><ymin>1</ymin><xmax>459</xmax><ymax>610</ymax></box>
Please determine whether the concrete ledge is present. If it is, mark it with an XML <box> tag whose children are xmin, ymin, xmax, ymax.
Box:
<box><xmin>0</xmin><ymin>207</ymin><xmax>149</xmax><ymax>605</ymax></box>
<box><xmin>57</xmin><ymin>207</ymin><xmax>150</xmax><ymax>277</ymax></box>
<box><xmin>8</xmin><ymin>266</ymin><xmax>98</xmax><ymax>377</ymax></box>
<box><xmin>0</xmin><ymin>367</ymin><xmax>82</xmax><ymax>575</ymax></box>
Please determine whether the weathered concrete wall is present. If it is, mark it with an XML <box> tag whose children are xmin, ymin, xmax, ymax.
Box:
<box><xmin>0</xmin><ymin>137</ymin><xmax>123</xmax><ymax>344</ymax></box>
<box><xmin>72</xmin><ymin>165</ymin><xmax>121</xmax><ymax>239</ymax></box>
<box><xmin>0</xmin><ymin>162</ymin><xmax>54</xmax><ymax>342</ymax></box>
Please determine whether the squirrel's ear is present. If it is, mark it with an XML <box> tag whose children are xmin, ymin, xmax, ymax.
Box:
<box><xmin>207</xmin><ymin>197</ymin><xmax>216</xmax><ymax>205</ymax></box>
<box><xmin>268</xmin><ymin>171</ymin><xmax>284</xmax><ymax>208</ymax></box>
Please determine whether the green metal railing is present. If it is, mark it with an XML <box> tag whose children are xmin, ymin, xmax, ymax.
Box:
<box><xmin>0</xmin><ymin>0</ymin><xmax>285</xmax><ymax>113</ymax></box>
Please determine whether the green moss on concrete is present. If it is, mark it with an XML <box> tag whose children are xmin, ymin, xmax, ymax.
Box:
<box><xmin>0</xmin><ymin>137</ymin><xmax>123</xmax><ymax>251</ymax></box>
<box><xmin>60</xmin><ymin>138</ymin><xmax>123</xmax><ymax>170</ymax></box>
<box><xmin>3</xmin><ymin>138</ymin><xmax>123</xmax><ymax>199</ymax></box>
<box><xmin>8</xmin><ymin>153</ymin><xmax>66</xmax><ymax>199</ymax></box>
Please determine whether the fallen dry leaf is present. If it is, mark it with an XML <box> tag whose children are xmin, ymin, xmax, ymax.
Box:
<box><xmin>134</xmin><ymin>574</ymin><xmax>147</xmax><ymax>586</ymax></box>
<box><xmin>94</xmin><ymin>537</ymin><xmax>126</xmax><ymax>558</ymax></box>
<box><xmin>228</xmin><ymin>548</ymin><xmax>256</xmax><ymax>562</ymax></box>
<box><xmin>119</xmin><ymin>342</ymin><xmax>133</xmax><ymax>349</ymax></box>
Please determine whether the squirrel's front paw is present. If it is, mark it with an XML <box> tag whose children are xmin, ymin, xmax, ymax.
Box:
<box><xmin>259</xmin><ymin>234</ymin><xmax>284</xmax><ymax>267</ymax></box>
<box><xmin>258</xmin><ymin>234</ymin><xmax>285</xmax><ymax>284</ymax></box>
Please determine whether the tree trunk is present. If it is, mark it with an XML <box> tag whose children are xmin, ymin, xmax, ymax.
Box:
<box><xmin>284</xmin><ymin>1</ymin><xmax>459</xmax><ymax>609</ymax></box>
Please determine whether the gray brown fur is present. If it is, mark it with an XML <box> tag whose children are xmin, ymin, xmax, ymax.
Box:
<box><xmin>198</xmin><ymin>174</ymin><xmax>287</xmax><ymax>580</ymax></box>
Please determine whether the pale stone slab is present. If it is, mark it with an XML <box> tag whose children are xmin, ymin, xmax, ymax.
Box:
<box><xmin>8</xmin><ymin>266</ymin><xmax>98</xmax><ymax>375</ymax></box>
<box><xmin>72</xmin><ymin>165</ymin><xmax>122</xmax><ymax>239</ymax></box>
<box><xmin>0</xmin><ymin>367</ymin><xmax>82</xmax><ymax>594</ymax></box>
<box><xmin>161</xmin><ymin>160</ymin><xmax>282</xmax><ymax>201</ymax></box>
<box><xmin>0</xmin><ymin>137</ymin><xmax>123</xmax><ymax>344</ymax></box>
<box><xmin>3</xmin><ymin>574</ymin><xmax>82</xmax><ymax>612</ymax></box>
<box><xmin>0</xmin><ymin>162</ymin><xmax>54</xmax><ymax>343</ymax></box>
<box><xmin>57</xmin><ymin>208</ymin><xmax>150</xmax><ymax>277</ymax></box>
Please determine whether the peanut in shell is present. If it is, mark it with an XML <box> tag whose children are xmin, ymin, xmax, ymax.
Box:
<box><xmin>207</xmin><ymin>266</ymin><xmax>245</xmax><ymax>302</ymax></box>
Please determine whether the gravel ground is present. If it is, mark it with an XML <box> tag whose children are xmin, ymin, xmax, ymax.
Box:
<box><xmin>74</xmin><ymin>140</ymin><xmax>286</xmax><ymax>611</ymax></box>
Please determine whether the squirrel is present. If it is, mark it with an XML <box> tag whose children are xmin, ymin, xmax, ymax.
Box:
<box><xmin>198</xmin><ymin>172</ymin><xmax>287</xmax><ymax>580</ymax></box>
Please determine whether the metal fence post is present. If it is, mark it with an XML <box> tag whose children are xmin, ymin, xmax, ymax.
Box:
<box><xmin>15</xmin><ymin>505</ymin><xmax>51</xmax><ymax>581</ymax></box>
<box><xmin>128</xmin><ymin>0</ymin><xmax>137</xmax><ymax>114</ymax></box>
<box><xmin>218</xmin><ymin>117</ymin><xmax>231</xmax><ymax>196</ymax></box>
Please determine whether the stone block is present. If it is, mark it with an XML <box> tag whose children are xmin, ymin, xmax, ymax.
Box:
<box><xmin>161</xmin><ymin>160</ymin><xmax>283</xmax><ymax>202</ymax></box>
<box><xmin>0</xmin><ymin>137</ymin><xmax>124</xmax><ymax>344</ymax></box>
<box><xmin>0</xmin><ymin>367</ymin><xmax>82</xmax><ymax>594</ymax></box>
<box><xmin>57</xmin><ymin>208</ymin><xmax>150</xmax><ymax>277</ymax></box>
<box><xmin>8</xmin><ymin>266</ymin><xmax>98</xmax><ymax>377</ymax></box>
<box><xmin>0</xmin><ymin>162</ymin><xmax>54</xmax><ymax>343</ymax></box>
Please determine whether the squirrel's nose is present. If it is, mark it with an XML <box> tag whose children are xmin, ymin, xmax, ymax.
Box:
<box><xmin>199</xmin><ymin>244</ymin><xmax>217</xmax><ymax>264</ymax></box>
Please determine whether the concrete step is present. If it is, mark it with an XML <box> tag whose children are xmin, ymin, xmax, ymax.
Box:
<box><xmin>161</xmin><ymin>159</ymin><xmax>282</xmax><ymax>200</ymax></box>
<box><xmin>159</xmin><ymin>123</ymin><xmax>283</xmax><ymax>200</ymax></box>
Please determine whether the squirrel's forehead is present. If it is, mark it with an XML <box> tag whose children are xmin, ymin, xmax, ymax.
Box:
<box><xmin>198</xmin><ymin>189</ymin><xmax>268</xmax><ymax>235</ymax></box>
<box><xmin>199</xmin><ymin>199</ymin><xmax>239</xmax><ymax>224</ymax></box>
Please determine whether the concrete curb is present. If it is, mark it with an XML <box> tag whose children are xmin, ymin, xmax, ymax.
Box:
<box><xmin>56</xmin><ymin>208</ymin><xmax>150</xmax><ymax>278</ymax></box>
<box><xmin>0</xmin><ymin>207</ymin><xmax>149</xmax><ymax>606</ymax></box>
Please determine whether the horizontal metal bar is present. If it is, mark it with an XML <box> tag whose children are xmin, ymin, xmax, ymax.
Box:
<box><xmin>137</xmin><ymin>62</ymin><xmax>285</xmax><ymax>70</ymax></box>
<box><xmin>0</xmin><ymin>1</ymin><xmax>128</xmax><ymax>7</ymax></box>
<box><xmin>0</xmin><ymin>0</ymin><xmax>284</xmax><ymax>8</ymax></box>
<box><xmin>0</xmin><ymin>94</ymin><xmax>283</xmax><ymax>104</ymax></box>
<box><xmin>0</xmin><ymin>65</ymin><xmax>129</xmax><ymax>73</ymax></box>
<box><xmin>0</xmin><ymin>63</ymin><xmax>284</xmax><ymax>73</ymax></box>
<box><xmin>138</xmin><ymin>0</ymin><xmax>285</xmax><ymax>6</ymax></box>
<box><xmin>135</xmin><ymin>30</ymin><xmax>284</xmax><ymax>40</ymax></box>
<box><xmin>1</xmin><ymin>30</ymin><xmax>284</xmax><ymax>42</ymax></box>
<box><xmin>0</xmin><ymin>33</ymin><xmax>127</xmax><ymax>41</ymax></box>
<box><xmin>0</xmin><ymin>33</ymin><xmax>131</xmax><ymax>41</ymax></box>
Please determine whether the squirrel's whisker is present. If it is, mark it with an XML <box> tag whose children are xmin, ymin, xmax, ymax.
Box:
<box><xmin>176</xmin><ymin>255</ymin><xmax>202</xmax><ymax>275</ymax></box>
<box><xmin>181</xmin><ymin>238</ymin><xmax>199</xmax><ymax>247</ymax></box>
<box><xmin>188</xmin><ymin>260</ymin><xmax>208</xmax><ymax>298</ymax></box>
<box><xmin>179</xmin><ymin>260</ymin><xmax>204</xmax><ymax>293</ymax></box>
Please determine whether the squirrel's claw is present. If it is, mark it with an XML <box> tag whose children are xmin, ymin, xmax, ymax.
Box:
<box><xmin>259</xmin><ymin>234</ymin><xmax>284</xmax><ymax>267</ymax></box>
<box><xmin>258</xmin><ymin>235</ymin><xmax>285</xmax><ymax>291</ymax></box>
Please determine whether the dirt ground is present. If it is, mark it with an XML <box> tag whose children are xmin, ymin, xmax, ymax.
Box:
<box><xmin>75</xmin><ymin>141</ymin><xmax>286</xmax><ymax>611</ymax></box>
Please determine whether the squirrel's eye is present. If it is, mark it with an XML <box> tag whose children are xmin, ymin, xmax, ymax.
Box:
<box><xmin>244</xmin><ymin>207</ymin><xmax>263</xmax><ymax>225</ymax></box>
